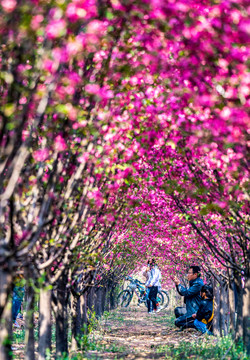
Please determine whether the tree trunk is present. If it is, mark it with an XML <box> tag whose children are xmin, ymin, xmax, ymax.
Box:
<box><xmin>101</xmin><ymin>287</ymin><xmax>106</xmax><ymax>314</ymax></box>
<box><xmin>87</xmin><ymin>287</ymin><xmax>94</xmax><ymax>311</ymax></box>
<box><xmin>242</xmin><ymin>274</ymin><xmax>250</xmax><ymax>355</ymax></box>
<box><xmin>213</xmin><ymin>279</ymin><xmax>221</xmax><ymax>336</ymax></box>
<box><xmin>228</xmin><ymin>279</ymin><xmax>236</xmax><ymax>337</ymax></box>
<box><xmin>71</xmin><ymin>294</ymin><xmax>81</xmax><ymax>351</ymax></box>
<box><xmin>220</xmin><ymin>282</ymin><xmax>228</xmax><ymax>336</ymax></box>
<box><xmin>0</xmin><ymin>269</ymin><xmax>12</xmax><ymax>360</ymax></box>
<box><xmin>234</xmin><ymin>272</ymin><xmax>243</xmax><ymax>342</ymax></box>
<box><xmin>55</xmin><ymin>275</ymin><xmax>68</xmax><ymax>359</ymax></box>
<box><xmin>24</xmin><ymin>271</ymin><xmax>35</xmax><ymax>360</ymax></box>
<box><xmin>38</xmin><ymin>289</ymin><xmax>52</xmax><ymax>360</ymax></box>
<box><xmin>95</xmin><ymin>287</ymin><xmax>102</xmax><ymax>318</ymax></box>
<box><xmin>80</xmin><ymin>292</ymin><xmax>88</xmax><ymax>334</ymax></box>
<box><xmin>110</xmin><ymin>286</ymin><xmax>116</xmax><ymax>310</ymax></box>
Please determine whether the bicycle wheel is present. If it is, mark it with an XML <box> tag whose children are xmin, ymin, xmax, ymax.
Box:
<box><xmin>144</xmin><ymin>291</ymin><xmax>164</xmax><ymax>308</ymax></box>
<box><xmin>160</xmin><ymin>290</ymin><xmax>170</xmax><ymax>309</ymax></box>
<box><xmin>157</xmin><ymin>291</ymin><xmax>164</xmax><ymax>306</ymax></box>
<box><xmin>117</xmin><ymin>290</ymin><xmax>132</xmax><ymax>307</ymax></box>
<box><xmin>137</xmin><ymin>290</ymin><xmax>146</xmax><ymax>306</ymax></box>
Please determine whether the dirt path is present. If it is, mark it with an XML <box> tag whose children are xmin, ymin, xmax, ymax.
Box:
<box><xmin>12</xmin><ymin>305</ymin><xmax>206</xmax><ymax>359</ymax></box>
<box><xmin>83</xmin><ymin>306</ymin><xmax>201</xmax><ymax>359</ymax></box>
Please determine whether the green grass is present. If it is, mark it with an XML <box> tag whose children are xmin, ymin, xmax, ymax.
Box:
<box><xmin>156</xmin><ymin>335</ymin><xmax>250</xmax><ymax>360</ymax></box>
<box><xmin>12</xmin><ymin>327</ymin><xmax>26</xmax><ymax>344</ymax></box>
<box><xmin>154</xmin><ymin>310</ymin><xmax>175</xmax><ymax>325</ymax></box>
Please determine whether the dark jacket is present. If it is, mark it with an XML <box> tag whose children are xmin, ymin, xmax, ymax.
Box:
<box><xmin>177</xmin><ymin>277</ymin><xmax>204</xmax><ymax>315</ymax></box>
<box><xmin>196</xmin><ymin>298</ymin><xmax>213</xmax><ymax>323</ymax></box>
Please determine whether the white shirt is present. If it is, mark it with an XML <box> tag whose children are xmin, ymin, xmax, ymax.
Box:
<box><xmin>145</xmin><ymin>265</ymin><xmax>161</xmax><ymax>287</ymax></box>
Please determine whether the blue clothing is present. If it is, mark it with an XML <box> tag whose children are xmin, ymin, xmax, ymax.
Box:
<box><xmin>145</xmin><ymin>287</ymin><xmax>150</xmax><ymax>301</ymax></box>
<box><xmin>177</xmin><ymin>277</ymin><xmax>204</xmax><ymax>315</ymax></box>
<box><xmin>12</xmin><ymin>286</ymin><xmax>25</xmax><ymax>322</ymax></box>
<box><xmin>145</xmin><ymin>288</ymin><xmax>153</xmax><ymax>312</ymax></box>
<box><xmin>194</xmin><ymin>319</ymin><xmax>208</xmax><ymax>333</ymax></box>
<box><xmin>13</xmin><ymin>286</ymin><xmax>25</xmax><ymax>301</ymax></box>
<box><xmin>196</xmin><ymin>298</ymin><xmax>213</xmax><ymax>323</ymax></box>
<box><xmin>147</xmin><ymin>286</ymin><xmax>158</xmax><ymax>312</ymax></box>
<box><xmin>12</xmin><ymin>297</ymin><xmax>22</xmax><ymax>321</ymax></box>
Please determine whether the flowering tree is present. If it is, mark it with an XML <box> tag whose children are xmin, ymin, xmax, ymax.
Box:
<box><xmin>0</xmin><ymin>0</ymin><xmax>249</xmax><ymax>358</ymax></box>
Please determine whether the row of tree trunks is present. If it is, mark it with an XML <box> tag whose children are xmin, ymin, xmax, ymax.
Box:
<box><xmin>2</xmin><ymin>272</ymin><xmax>248</xmax><ymax>358</ymax></box>
<box><xmin>212</xmin><ymin>272</ymin><xmax>250</xmax><ymax>349</ymax></box>
<box><xmin>70</xmin><ymin>284</ymin><xmax>117</xmax><ymax>353</ymax></box>
<box><xmin>205</xmin><ymin>278</ymin><xmax>230</xmax><ymax>337</ymax></box>
<box><xmin>18</xmin><ymin>281</ymin><xmax>118</xmax><ymax>360</ymax></box>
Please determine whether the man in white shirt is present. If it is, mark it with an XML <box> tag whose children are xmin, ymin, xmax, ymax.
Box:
<box><xmin>145</xmin><ymin>259</ymin><xmax>162</xmax><ymax>313</ymax></box>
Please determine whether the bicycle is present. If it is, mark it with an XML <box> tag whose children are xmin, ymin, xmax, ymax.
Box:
<box><xmin>117</xmin><ymin>276</ymin><xmax>169</xmax><ymax>309</ymax></box>
<box><xmin>135</xmin><ymin>280</ymin><xmax>170</xmax><ymax>310</ymax></box>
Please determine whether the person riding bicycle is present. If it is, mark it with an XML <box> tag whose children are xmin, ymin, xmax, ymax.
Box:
<box><xmin>145</xmin><ymin>259</ymin><xmax>162</xmax><ymax>313</ymax></box>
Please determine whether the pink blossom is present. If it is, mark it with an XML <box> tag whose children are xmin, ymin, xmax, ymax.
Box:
<box><xmin>66</xmin><ymin>3</ymin><xmax>87</xmax><ymax>22</ymax></box>
<box><xmin>43</xmin><ymin>59</ymin><xmax>58</xmax><ymax>73</ymax></box>
<box><xmin>52</xmin><ymin>48</ymin><xmax>69</xmax><ymax>63</ymax></box>
<box><xmin>22</xmin><ymin>130</ymin><xmax>29</xmax><ymax>141</ymax></box>
<box><xmin>19</xmin><ymin>97</ymin><xmax>27</xmax><ymax>105</ymax></box>
<box><xmin>31</xmin><ymin>14</ymin><xmax>44</xmax><ymax>30</ymax></box>
<box><xmin>33</xmin><ymin>148</ymin><xmax>49</xmax><ymax>162</ymax></box>
<box><xmin>110</xmin><ymin>0</ymin><xmax>125</xmax><ymax>11</ymax></box>
<box><xmin>54</xmin><ymin>135</ymin><xmax>67</xmax><ymax>152</ymax></box>
<box><xmin>46</xmin><ymin>19</ymin><xmax>67</xmax><ymax>39</ymax></box>
<box><xmin>106</xmin><ymin>214</ymin><xmax>115</xmax><ymax>222</ymax></box>
<box><xmin>85</xmin><ymin>83</ymin><xmax>100</xmax><ymax>95</ymax></box>
<box><xmin>86</xmin><ymin>20</ymin><xmax>106</xmax><ymax>35</ymax></box>
<box><xmin>1</xmin><ymin>0</ymin><xmax>16</xmax><ymax>12</ymax></box>
<box><xmin>77</xmin><ymin>152</ymin><xmax>89</xmax><ymax>163</ymax></box>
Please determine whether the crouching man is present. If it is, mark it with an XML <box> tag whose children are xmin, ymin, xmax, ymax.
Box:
<box><xmin>174</xmin><ymin>265</ymin><xmax>204</xmax><ymax>330</ymax></box>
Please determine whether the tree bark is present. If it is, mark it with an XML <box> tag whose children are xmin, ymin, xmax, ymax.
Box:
<box><xmin>87</xmin><ymin>287</ymin><xmax>94</xmax><ymax>311</ymax></box>
<box><xmin>95</xmin><ymin>287</ymin><xmax>102</xmax><ymax>318</ymax></box>
<box><xmin>80</xmin><ymin>292</ymin><xmax>88</xmax><ymax>334</ymax></box>
<box><xmin>234</xmin><ymin>272</ymin><xmax>243</xmax><ymax>342</ymax></box>
<box><xmin>242</xmin><ymin>274</ymin><xmax>250</xmax><ymax>355</ymax></box>
<box><xmin>55</xmin><ymin>275</ymin><xmax>68</xmax><ymax>359</ymax></box>
<box><xmin>228</xmin><ymin>279</ymin><xmax>236</xmax><ymax>337</ymax></box>
<box><xmin>71</xmin><ymin>294</ymin><xmax>81</xmax><ymax>351</ymax></box>
<box><xmin>101</xmin><ymin>287</ymin><xmax>106</xmax><ymax>314</ymax></box>
<box><xmin>220</xmin><ymin>281</ymin><xmax>228</xmax><ymax>336</ymax></box>
<box><xmin>38</xmin><ymin>289</ymin><xmax>52</xmax><ymax>360</ymax></box>
<box><xmin>110</xmin><ymin>286</ymin><xmax>116</xmax><ymax>310</ymax></box>
<box><xmin>0</xmin><ymin>269</ymin><xmax>12</xmax><ymax>360</ymax></box>
<box><xmin>213</xmin><ymin>279</ymin><xmax>221</xmax><ymax>336</ymax></box>
<box><xmin>24</xmin><ymin>271</ymin><xmax>35</xmax><ymax>360</ymax></box>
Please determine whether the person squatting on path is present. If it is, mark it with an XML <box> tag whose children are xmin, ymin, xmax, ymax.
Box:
<box><xmin>174</xmin><ymin>265</ymin><xmax>204</xmax><ymax>329</ymax></box>
<box><xmin>192</xmin><ymin>285</ymin><xmax>214</xmax><ymax>335</ymax></box>
<box><xmin>145</xmin><ymin>259</ymin><xmax>162</xmax><ymax>313</ymax></box>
